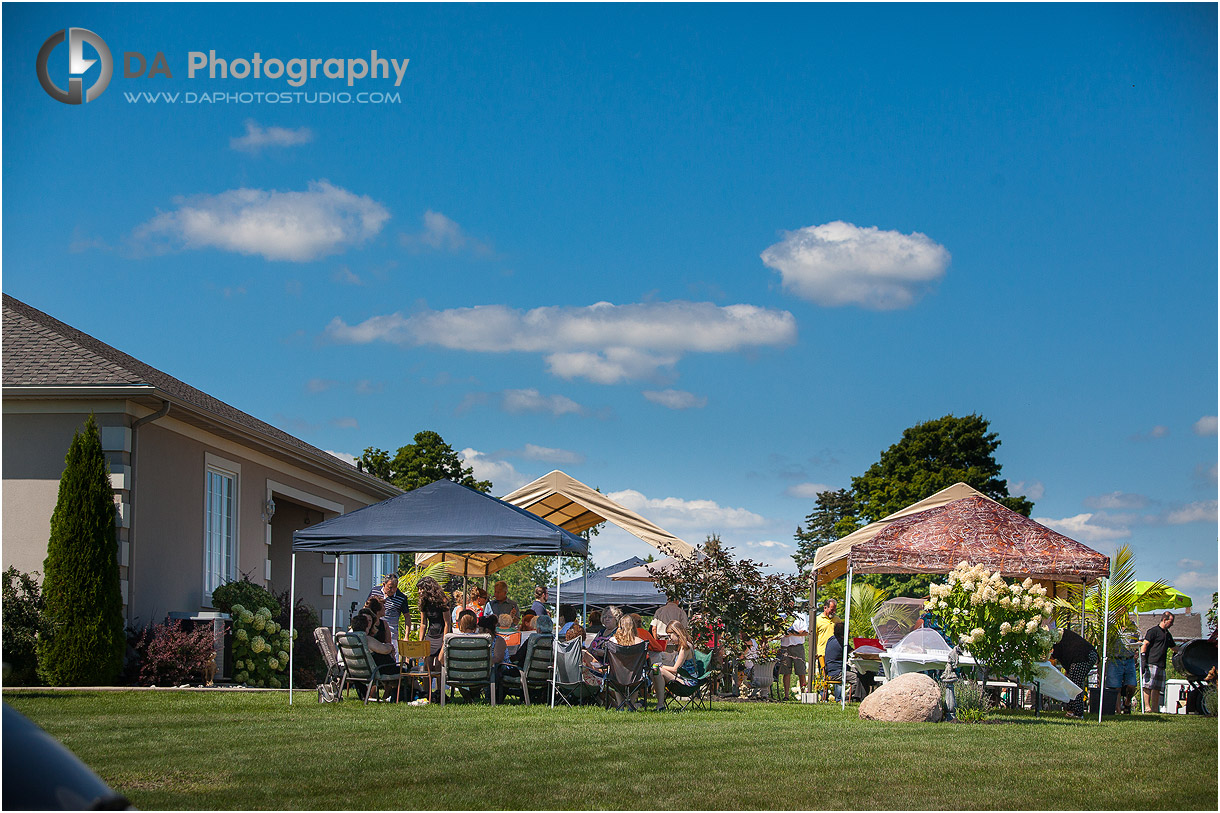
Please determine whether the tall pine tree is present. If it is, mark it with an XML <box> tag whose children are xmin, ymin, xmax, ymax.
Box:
<box><xmin>37</xmin><ymin>415</ymin><xmax>125</xmax><ymax>685</ymax></box>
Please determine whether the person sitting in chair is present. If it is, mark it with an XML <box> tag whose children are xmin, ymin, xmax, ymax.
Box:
<box><xmin>823</xmin><ymin>621</ymin><xmax>853</xmax><ymax>702</ymax></box>
<box><xmin>350</xmin><ymin>601</ymin><xmax>399</xmax><ymax>702</ymax></box>
<box><xmin>652</xmin><ymin>620</ymin><xmax>697</xmax><ymax>711</ymax></box>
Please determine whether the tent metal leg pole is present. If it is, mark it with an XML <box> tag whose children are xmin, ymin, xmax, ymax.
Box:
<box><xmin>809</xmin><ymin>574</ymin><xmax>818</xmax><ymax>701</ymax></box>
<box><xmin>1099</xmin><ymin>578</ymin><xmax>1110</xmax><ymax>723</ymax></box>
<box><xmin>289</xmin><ymin>553</ymin><xmax>296</xmax><ymax>705</ymax></box>
<box><xmin>582</xmin><ymin>556</ymin><xmax>588</xmax><ymax>626</ymax></box>
<box><xmin>551</xmin><ymin>554</ymin><xmax>560</xmax><ymax>708</ymax></box>
<box><xmin>331</xmin><ymin>556</ymin><xmax>340</xmax><ymax>637</ymax></box>
<box><xmin>841</xmin><ymin>566</ymin><xmax>853</xmax><ymax>709</ymax></box>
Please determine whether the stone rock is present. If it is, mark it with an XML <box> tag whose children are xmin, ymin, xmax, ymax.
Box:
<box><xmin>858</xmin><ymin>672</ymin><xmax>944</xmax><ymax>722</ymax></box>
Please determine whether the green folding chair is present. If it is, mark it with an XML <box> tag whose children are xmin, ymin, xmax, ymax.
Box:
<box><xmin>440</xmin><ymin>635</ymin><xmax>496</xmax><ymax>706</ymax></box>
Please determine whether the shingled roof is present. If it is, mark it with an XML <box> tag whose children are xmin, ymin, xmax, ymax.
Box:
<box><xmin>2</xmin><ymin>293</ymin><xmax>396</xmax><ymax>495</ymax></box>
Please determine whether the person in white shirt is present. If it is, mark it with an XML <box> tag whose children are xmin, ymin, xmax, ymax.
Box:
<box><xmin>778</xmin><ymin>603</ymin><xmax>809</xmax><ymax>698</ymax></box>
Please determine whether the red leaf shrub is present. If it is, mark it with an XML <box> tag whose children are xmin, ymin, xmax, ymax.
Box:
<box><xmin>136</xmin><ymin>618</ymin><xmax>217</xmax><ymax>686</ymax></box>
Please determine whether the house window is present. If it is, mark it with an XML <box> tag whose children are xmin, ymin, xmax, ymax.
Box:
<box><xmin>346</xmin><ymin>553</ymin><xmax>360</xmax><ymax>590</ymax></box>
<box><xmin>204</xmin><ymin>467</ymin><xmax>237</xmax><ymax>598</ymax></box>
<box><xmin>373</xmin><ymin>553</ymin><xmax>398</xmax><ymax>584</ymax></box>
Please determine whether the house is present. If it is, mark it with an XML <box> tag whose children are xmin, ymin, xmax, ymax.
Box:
<box><xmin>2</xmin><ymin>294</ymin><xmax>400</xmax><ymax>632</ymax></box>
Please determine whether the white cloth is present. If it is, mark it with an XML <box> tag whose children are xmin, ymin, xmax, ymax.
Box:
<box><xmin>780</xmin><ymin>612</ymin><xmax>809</xmax><ymax>647</ymax></box>
<box><xmin>879</xmin><ymin>650</ymin><xmax>1081</xmax><ymax>703</ymax></box>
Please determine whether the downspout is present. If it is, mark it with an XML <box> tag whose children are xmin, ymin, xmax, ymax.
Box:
<box><xmin>127</xmin><ymin>399</ymin><xmax>171</xmax><ymax>625</ymax></box>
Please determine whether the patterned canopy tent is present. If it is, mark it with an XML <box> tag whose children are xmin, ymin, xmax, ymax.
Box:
<box><xmin>848</xmin><ymin>495</ymin><xmax>1111</xmax><ymax>582</ymax></box>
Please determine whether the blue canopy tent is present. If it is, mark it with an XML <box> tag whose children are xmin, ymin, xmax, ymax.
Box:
<box><xmin>556</xmin><ymin>557</ymin><xmax>667</xmax><ymax>615</ymax></box>
<box><xmin>289</xmin><ymin>478</ymin><xmax>588</xmax><ymax>705</ymax></box>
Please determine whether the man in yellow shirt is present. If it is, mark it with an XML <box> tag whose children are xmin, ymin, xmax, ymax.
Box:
<box><xmin>815</xmin><ymin>599</ymin><xmax>838</xmax><ymax>662</ymax></box>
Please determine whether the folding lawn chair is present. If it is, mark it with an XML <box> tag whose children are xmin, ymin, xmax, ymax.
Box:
<box><xmin>333</xmin><ymin>631</ymin><xmax>408</xmax><ymax>705</ymax></box>
<box><xmin>554</xmin><ymin>637</ymin><xmax>602</xmax><ymax>707</ymax></box>
<box><xmin>665</xmin><ymin>650</ymin><xmax>718</xmax><ymax>712</ymax></box>
<box><xmin>603</xmin><ymin>641</ymin><xmax>649</xmax><ymax>711</ymax></box>
<box><xmin>398</xmin><ymin>638</ymin><xmax>433</xmax><ymax>702</ymax></box>
<box><xmin>440</xmin><ymin>635</ymin><xmax>496</xmax><ymax>707</ymax></box>
<box><xmin>817</xmin><ymin>654</ymin><xmax>848</xmax><ymax>702</ymax></box>
<box><xmin>502</xmin><ymin>633</ymin><xmax>554</xmax><ymax>706</ymax></box>
<box><xmin>313</xmin><ymin>627</ymin><xmax>344</xmax><ymax>703</ymax></box>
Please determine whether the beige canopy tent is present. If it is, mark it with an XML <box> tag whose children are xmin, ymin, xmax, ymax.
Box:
<box><xmin>414</xmin><ymin>470</ymin><xmax>694</xmax><ymax>576</ymax></box>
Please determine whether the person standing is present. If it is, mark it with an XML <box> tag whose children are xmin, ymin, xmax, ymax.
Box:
<box><xmin>779</xmin><ymin>601</ymin><xmax>809</xmax><ymax>698</ymax></box>
<box><xmin>531</xmin><ymin>585</ymin><xmax>551</xmax><ymax>618</ymax></box>
<box><xmin>416</xmin><ymin>576</ymin><xmax>452</xmax><ymax>702</ymax></box>
<box><xmin>1141</xmin><ymin>611</ymin><xmax>1177</xmax><ymax>713</ymax></box>
<box><xmin>1052</xmin><ymin>627</ymin><xmax>1098</xmax><ymax>719</ymax></box>
<box><xmin>815</xmin><ymin>599</ymin><xmax>837</xmax><ymax>667</ymax></box>
<box><xmin>1104</xmin><ymin>626</ymin><xmax>1139</xmax><ymax>714</ymax></box>
<box><xmin>368</xmin><ymin>574</ymin><xmax>409</xmax><ymax>657</ymax></box>
<box><xmin>486</xmin><ymin>581</ymin><xmax>519</xmax><ymax>619</ymax></box>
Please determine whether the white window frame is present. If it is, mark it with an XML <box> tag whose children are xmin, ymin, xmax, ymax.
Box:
<box><xmin>203</xmin><ymin>454</ymin><xmax>240</xmax><ymax>603</ymax></box>
<box><xmin>346</xmin><ymin>553</ymin><xmax>360</xmax><ymax>590</ymax></box>
<box><xmin>373</xmin><ymin>553</ymin><xmax>398</xmax><ymax>584</ymax></box>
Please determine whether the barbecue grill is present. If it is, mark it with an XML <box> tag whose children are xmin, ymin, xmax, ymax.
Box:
<box><xmin>1171</xmin><ymin>638</ymin><xmax>1216</xmax><ymax>715</ymax></box>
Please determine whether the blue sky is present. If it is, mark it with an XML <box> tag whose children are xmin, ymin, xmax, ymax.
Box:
<box><xmin>4</xmin><ymin>3</ymin><xmax>1216</xmax><ymax>605</ymax></box>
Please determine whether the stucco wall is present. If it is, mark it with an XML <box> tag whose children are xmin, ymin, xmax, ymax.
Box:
<box><xmin>3</xmin><ymin>404</ymin><xmax>387</xmax><ymax>628</ymax></box>
<box><xmin>2</xmin><ymin>410</ymin><xmax>129</xmax><ymax>579</ymax></box>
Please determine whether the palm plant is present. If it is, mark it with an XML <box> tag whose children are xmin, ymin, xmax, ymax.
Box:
<box><xmin>849</xmin><ymin>583</ymin><xmax>887</xmax><ymax>639</ymax></box>
<box><xmin>1052</xmin><ymin>544</ymin><xmax>1169</xmax><ymax>652</ymax></box>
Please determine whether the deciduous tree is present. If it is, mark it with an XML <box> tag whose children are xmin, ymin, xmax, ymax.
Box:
<box><xmin>360</xmin><ymin>430</ymin><xmax>492</xmax><ymax>494</ymax></box>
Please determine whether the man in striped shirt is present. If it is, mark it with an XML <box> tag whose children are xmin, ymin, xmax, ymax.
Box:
<box><xmin>368</xmin><ymin>573</ymin><xmax>410</xmax><ymax>657</ymax></box>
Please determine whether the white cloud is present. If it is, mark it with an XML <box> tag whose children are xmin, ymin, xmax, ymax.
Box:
<box><xmin>517</xmin><ymin>444</ymin><xmax>585</xmax><ymax>465</ymax></box>
<box><xmin>330</xmin><ymin>416</ymin><xmax>359</xmax><ymax>429</ymax></box>
<box><xmin>501</xmin><ymin>388</ymin><xmax>585</xmax><ymax>416</ymax></box>
<box><xmin>1034</xmin><ymin>513</ymin><xmax>1131</xmax><ymax>543</ymax></box>
<box><xmin>1008</xmin><ymin>480</ymin><xmax>1045</xmax><ymax>501</ymax></box>
<box><xmin>1193</xmin><ymin>416</ymin><xmax>1218</xmax><ymax>436</ymax></box>
<box><xmin>324</xmin><ymin>301</ymin><xmax>797</xmax><ymax>384</ymax></box>
<box><xmin>642</xmin><ymin>389</ymin><xmax>707</xmax><ymax>410</ymax></box>
<box><xmin>1130</xmin><ymin>425</ymin><xmax>1169</xmax><ymax>441</ymax></box>
<box><xmin>400</xmin><ymin>210</ymin><xmax>491</xmax><ymax>255</ymax></box>
<box><xmin>1177</xmin><ymin>558</ymin><xmax>1205</xmax><ymax>570</ymax></box>
<box><xmin>1194</xmin><ymin>463</ymin><xmax>1218</xmax><ymax>485</ymax></box>
<box><xmin>354</xmin><ymin>379</ymin><xmax>384</xmax><ymax>395</ymax></box>
<box><xmin>1173</xmin><ymin>571</ymin><xmax>1215</xmax><ymax>592</ymax></box>
<box><xmin>761</xmin><ymin>220</ymin><xmax>950</xmax><ymax>309</ymax></box>
<box><xmin>333</xmin><ymin>266</ymin><xmax>364</xmax><ymax>286</ymax></box>
<box><xmin>230</xmin><ymin>119</ymin><xmax>313</xmax><ymax>152</ymax></box>
<box><xmin>459</xmin><ymin>448</ymin><xmax>529</xmax><ymax>494</ymax></box>
<box><xmin>1084</xmin><ymin>491</ymin><xmax>1150</xmax><ymax>510</ymax></box>
<box><xmin>325</xmin><ymin>450</ymin><xmax>358</xmax><ymax>466</ymax></box>
<box><xmin>748</xmin><ymin>540</ymin><xmax>791</xmax><ymax>549</ymax></box>
<box><xmin>306</xmin><ymin>378</ymin><xmax>338</xmax><ymax>394</ymax></box>
<box><xmin>134</xmin><ymin>180</ymin><xmax>389</xmax><ymax>262</ymax></box>
<box><xmin>1164</xmin><ymin>500</ymin><xmax>1217</xmax><ymax>525</ymax></box>
<box><xmin>784</xmin><ymin>482</ymin><xmax>834</xmax><ymax>499</ymax></box>
<box><xmin>607</xmin><ymin>489</ymin><xmax>768</xmax><ymax>531</ymax></box>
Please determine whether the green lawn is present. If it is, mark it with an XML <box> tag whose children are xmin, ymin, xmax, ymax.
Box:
<box><xmin>5</xmin><ymin>690</ymin><xmax>1217</xmax><ymax>810</ymax></box>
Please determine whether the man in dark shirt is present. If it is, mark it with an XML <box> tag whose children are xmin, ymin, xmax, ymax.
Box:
<box><xmin>1141</xmin><ymin>612</ymin><xmax>1176</xmax><ymax>713</ymax></box>
<box><xmin>1051</xmin><ymin>628</ymin><xmax>1098</xmax><ymax>719</ymax></box>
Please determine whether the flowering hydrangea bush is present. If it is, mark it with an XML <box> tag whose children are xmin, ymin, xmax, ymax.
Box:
<box><xmin>230</xmin><ymin>603</ymin><xmax>295</xmax><ymax>687</ymax></box>
<box><xmin>927</xmin><ymin>562</ymin><xmax>1058</xmax><ymax>685</ymax></box>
